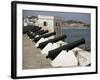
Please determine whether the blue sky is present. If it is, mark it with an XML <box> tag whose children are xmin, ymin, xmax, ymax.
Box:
<box><xmin>23</xmin><ymin>10</ymin><xmax>91</xmax><ymax>24</ymax></box>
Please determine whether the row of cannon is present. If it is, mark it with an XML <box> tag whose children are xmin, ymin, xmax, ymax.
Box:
<box><xmin>23</xmin><ymin>25</ymin><xmax>91</xmax><ymax>67</ymax></box>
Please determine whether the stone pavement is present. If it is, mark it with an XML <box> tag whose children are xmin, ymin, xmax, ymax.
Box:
<box><xmin>22</xmin><ymin>34</ymin><xmax>52</xmax><ymax>69</ymax></box>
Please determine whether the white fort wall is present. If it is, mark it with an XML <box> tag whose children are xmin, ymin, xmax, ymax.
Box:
<box><xmin>38</xmin><ymin>15</ymin><xmax>54</xmax><ymax>32</ymax></box>
<box><xmin>54</xmin><ymin>18</ymin><xmax>63</xmax><ymax>37</ymax></box>
<box><xmin>38</xmin><ymin>15</ymin><xmax>63</xmax><ymax>37</ymax></box>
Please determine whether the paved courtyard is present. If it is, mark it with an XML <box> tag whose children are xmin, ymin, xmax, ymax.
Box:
<box><xmin>22</xmin><ymin>34</ymin><xmax>52</xmax><ymax>69</ymax></box>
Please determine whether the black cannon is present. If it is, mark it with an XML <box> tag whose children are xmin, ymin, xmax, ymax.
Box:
<box><xmin>38</xmin><ymin>35</ymin><xmax>67</xmax><ymax>49</ymax></box>
<box><xmin>29</xmin><ymin>30</ymin><xmax>44</xmax><ymax>39</ymax></box>
<box><xmin>33</xmin><ymin>32</ymin><xmax>56</xmax><ymax>43</ymax></box>
<box><xmin>30</xmin><ymin>30</ymin><xmax>49</xmax><ymax>39</ymax></box>
<box><xmin>29</xmin><ymin>30</ymin><xmax>44</xmax><ymax>38</ymax></box>
<box><xmin>23</xmin><ymin>26</ymin><xmax>33</xmax><ymax>34</ymax></box>
<box><xmin>23</xmin><ymin>27</ymin><xmax>28</xmax><ymax>34</ymax></box>
<box><xmin>46</xmin><ymin>38</ymin><xmax>85</xmax><ymax>60</ymax></box>
<box><xmin>36</xmin><ymin>30</ymin><xmax>48</xmax><ymax>35</ymax></box>
<box><xmin>27</xmin><ymin>31</ymin><xmax>33</xmax><ymax>37</ymax></box>
<box><xmin>27</xmin><ymin>29</ymin><xmax>45</xmax><ymax>38</ymax></box>
<box><xmin>29</xmin><ymin>26</ymin><xmax>41</xmax><ymax>33</ymax></box>
<box><xmin>31</xmin><ymin>27</ymin><xmax>41</xmax><ymax>33</ymax></box>
<box><xmin>23</xmin><ymin>25</ymin><xmax>41</xmax><ymax>34</ymax></box>
<box><xmin>33</xmin><ymin>29</ymin><xmax>45</xmax><ymax>34</ymax></box>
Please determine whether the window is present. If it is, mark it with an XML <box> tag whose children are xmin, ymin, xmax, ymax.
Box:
<box><xmin>43</xmin><ymin>21</ymin><xmax>47</xmax><ymax>26</ymax></box>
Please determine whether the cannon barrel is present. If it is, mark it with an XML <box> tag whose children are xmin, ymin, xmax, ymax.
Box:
<box><xmin>24</xmin><ymin>26</ymin><xmax>41</xmax><ymax>35</ymax></box>
<box><xmin>26</xmin><ymin>25</ymin><xmax>41</xmax><ymax>32</ymax></box>
<box><xmin>30</xmin><ymin>30</ymin><xmax>48</xmax><ymax>39</ymax></box>
<box><xmin>37</xmin><ymin>30</ymin><xmax>48</xmax><ymax>35</ymax></box>
<box><xmin>28</xmin><ymin>30</ymin><xmax>44</xmax><ymax>39</ymax></box>
<box><xmin>31</xmin><ymin>27</ymin><xmax>41</xmax><ymax>33</ymax></box>
<box><xmin>38</xmin><ymin>35</ymin><xmax>67</xmax><ymax>49</ymax></box>
<box><xmin>46</xmin><ymin>38</ymin><xmax>85</xmax><ymax>60</ymax></box>
<box><xmin>27</xmin><ymin>31</ymin><xmax>33</xmax><ymax>37</ymax></box>
<box><xmin>34</xmin><ymin>29</ymin><xmax>44</xmax><ymax>34</ymax></box>
<box><xmin>23</xmin><ymin>27</ymin><xmax>28</xmax><ymax>34</ymax></box>
<box><xmin>23</xmin><ymin>26</ymin><xmax>35</xmax><ymax>34</ymax></box>
<box><xmin>30</xmin><ymin>26</ymin><xmax>41</xmax><ymax>32</ymax></box>
<box><xmin>33</xmin><ymin>32</ymin><xmax>56</xmax><ymax>42</ymax></box>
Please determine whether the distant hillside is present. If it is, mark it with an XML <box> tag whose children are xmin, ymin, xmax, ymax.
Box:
<box><xmin>66</xmin><ymin>20</ymin><xmax>85</xmax><ymax>24</ymax></box>
<box><xmin>63</xmin><ymin>20</ymin><xmax>90</xmax><ymax>29</ymax></box>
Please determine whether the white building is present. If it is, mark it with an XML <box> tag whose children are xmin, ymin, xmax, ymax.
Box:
<box><xmin>24</xmin><ymin>15</ymin><xmax>64</xmax><ymax>37</ymax></box>
<box><xmin>38</xmin><ymin>15</ymin><xmax>63</xmax><ymax>37</ymax></box>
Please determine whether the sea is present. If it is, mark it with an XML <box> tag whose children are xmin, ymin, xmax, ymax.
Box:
<box><xmin>62</xmin><ymin>28</ymin><xmax>91</xmax><ymax>50</ymax></box>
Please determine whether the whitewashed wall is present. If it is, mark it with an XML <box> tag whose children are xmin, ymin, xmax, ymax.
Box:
<box><xmin>38</xmin><ymin>15</ymin><xmax>54</xmax><ymax>32</ymax></box>
<box><xmin>54</xmin><ymin>17</ymin><xmax>63</xmax><ymax>37</ymax></box>
<box><xmin>38</xmin><ymin>15</ymin><xmax>63</xmax><ymax>37</ymax></box>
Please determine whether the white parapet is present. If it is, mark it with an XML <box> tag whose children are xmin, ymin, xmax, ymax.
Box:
<box><xmin>35</xmin><ymin>38</ymin><xmax>48</xmax><ymax>47</ymax></box>
<box><xmin>72</xmin><ymin>47</ymin><xmax>91</xmax><ymax>66</ymax></box>
<box><xmin>47</xmin><ymin>36</ymin><xmax>54</xmax><ymax>39</ymax></box>
<box><xmin>41</xmin><ymin>43</ymin><xmax>60</xmax><ymax>55</ymax></box>
<box><xmin>35</xmin><ymin>35</ymin><xmax>39</xmax><ymax>38</ymax></box>
<box><xmin>51</xmin><ymin>50</ymin><xmax>78</xmax><ymax>67</ymax></box>
<box><xmin>56</xmin><ymin>40</ymin><xmax>67</xmax><ymax>46</ymax></box>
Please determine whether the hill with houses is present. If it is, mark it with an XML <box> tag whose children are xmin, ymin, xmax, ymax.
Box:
<box><xmin>62</xmin><ymin>20</ymin><xmax>90</xmax><ymax>29</ymax></box>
